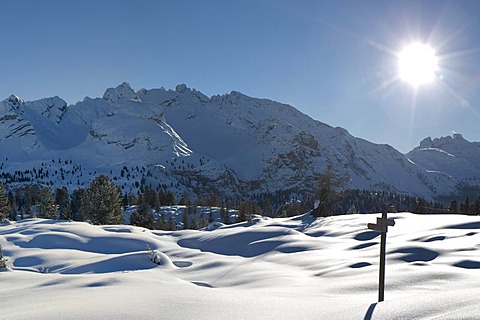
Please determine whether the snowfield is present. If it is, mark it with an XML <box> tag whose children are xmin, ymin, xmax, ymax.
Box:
<box><xmin>2</xmin><ymin>212</ymin><xmax>480</xmax><ymax>319</ymax></box>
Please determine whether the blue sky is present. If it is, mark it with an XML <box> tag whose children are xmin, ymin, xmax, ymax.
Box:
<box><xmin>1</xmin><ymin>0</ymin><xmax>480</xmax><ymax>153</ymax></box>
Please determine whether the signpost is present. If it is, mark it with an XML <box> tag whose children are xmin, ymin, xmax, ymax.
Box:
<box><xmin>367</xmin><ymin>210</ymin><xmax>395</xmax><ymax>302</ymax></box>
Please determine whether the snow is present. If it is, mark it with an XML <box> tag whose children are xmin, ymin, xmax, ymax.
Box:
<box><xmin>2</xmin><ymin>212</ymin><xmax>480</xmax><ymax>319</ymax></box>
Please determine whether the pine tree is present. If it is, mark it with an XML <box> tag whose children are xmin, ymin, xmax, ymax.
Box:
<box><xmin>160</xmin><ymin>191</ymin><xmax>175</xmax><ymax>206</ymax></box>
<box><xmin>70</xmin><ymin>188</ymin><xmax>85</xmax><ymax>221</ymax></box>
<box><xmin>154</xmin><ymin>192</ymin><xmax>160</xmax><ymax>212</ymax></box>
<box><xmin>190</xmin><ymin>216</ymin><xmax>199</xmax><ymax>230</ymax></box>
<box><xmin>122</xmin><ymin>192</ymin><xmax>128</xmax><ymax>209</ymax></box>
<box><xmin>463</xmin><ymin>196</ymin><xmax>471</xmax><ymax>215</ymax></box>
<box><xmin>474</xmin><ymin>196</ymin><xmax>480</xmax><ymax>215</ymax></box>
<box><xmin>181</xmin><ymin>209</ymin><xmax>189</xmax><ymax>229</ymax></box>
<box><xmin>208</xmin><ymin>207</ymin><xmax>213</xmax><ymax>223</ymax></box>
<box><xmin>155</xmin><ymin>213</ymin><xmax>166</xmax><ymax>230</ymax></box>
<box><xmin>128</xmin><ymin>193</ymin><xmax>138</xmax><ymax>206</ymax></box>
<box><xmin>0</xmin><ymin>244</ymin><xmax>7</xmax><ymax>269</ymax></box>
<box><xmin>264</xmin><ymin>197</ymin><xmax>272</xmax><ymax>217</ymax></box>
<box><xmin>167</xmin><ymin>217</ymin><xmax>177</xmax><ymax>231</ymax></box>
<box><xmin>236</xmin><ymin>202</ymin><xmax>252</xmax><ymax>222</ymax></box>
<box><xmin>7</xmin><ymin>191</ymin><xmax>15</xmax><ymax>221</ymax></box>
<box><xmin>413</xmin><ymin>198</ymin><xmax>427</xmax><ymax>214</ymax></box>
<box><xmin>0</xmin><ymin>182</ymin><xmax>10</xmax><ymax>220</ymax></box>
<box><xmin>206</xmin><ymin>194</ymin><xmax>221</xmax><ymax>207</ymax></box>
<box><xmin>130</xmin><ymin>194</ymin><xmax>155</xmax><ymax>229</ymax></box>
<box><xmin>55</xmin><ymin>187</ymin><xmax>71</xmax><ymax>220</ymax></box>
<box><xmin>347</xmin><ymin>204</ymin><xmax>358</xmax><ymax>214</ymax></box>
<box><xmin>199</xmin><ymin>211</ymin><xmax>207</xmax><ymax>229</ymax></box>
<box><xmin>179</xmin><ymin>191</ymin><xmax>191</xmax><ymax>206</ymax></box>
<box><xmin>37</xmin><ymin>186</ymin><xmax>56</xmax><ymax>219</ymax></box>
<box><xmin>80</xmin><ymin>175</ymin><xmax>123</xmax><ymax>225</ymax></box>
<box><xmin>220</xmin><ymin>206</ymin><xmax>228</xmax><ymax>224</ymax></box>
<box><xmin>449</xmin><ymin>200</ymin><xmax>459</xmax><ymax>214</ymax></box>
<box><xmin>16</xmin><ymin>186</ymin><xmax>31</xmax><ymax>220</ymax></box>
<box><xmin>312</xmin><ymin>165</ymin><xmax>347</xmax><ymax>217</ymax></box>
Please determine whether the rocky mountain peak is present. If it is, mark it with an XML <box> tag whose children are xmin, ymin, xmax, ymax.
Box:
<box><xmin>173</xmin><ymin>84</ymin><xmax>209</xmax><ymax>103</ymax></box>
<box><xmin>175</xmin><ymin>84</ymin><xmax>189</xmax><ymax>93</ymax></box>
<box><xmin>415</xmin><ymin>133</ymin><xmax>471</xmax><ymax>152</ymax></box>
<box><xmin>3</xmin><ymin>94</ymin><xmax>24</xmax><ymax>109</ymax></box>
<box><xmin>103</xmin><ymin>82</ymin><xmax>140</xmax><ymax>102</ymax></box>
<box><xmin>419</xmin><ymin>137</ymin><xmax>433</xmax><ymax>149</ymax></box>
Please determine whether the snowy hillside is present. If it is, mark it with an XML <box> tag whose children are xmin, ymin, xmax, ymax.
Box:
<box><xmin>3</xmin><ymin>212</ymin><xmax>480</xmax><ymax>319</ymax></box>
<box><xmin>0</xmin><ymin>83</ymin><xmax>478</xmax><ymax>200</ymax></box>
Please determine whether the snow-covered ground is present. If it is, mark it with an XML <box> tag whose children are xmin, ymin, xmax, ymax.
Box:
<box><xmin>2</xmin><ymin>212</ymin><xmax>480</xmax><ymax>319</ymax></box>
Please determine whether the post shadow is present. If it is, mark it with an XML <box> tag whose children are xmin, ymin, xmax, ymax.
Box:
<box><xmin>363</xmin><ymin>302</ymin><xmax>377</xmax><ymax>320</ymax></box>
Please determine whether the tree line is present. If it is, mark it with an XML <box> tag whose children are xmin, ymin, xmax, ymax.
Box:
<box><xmin>2</xmin><ymin>169</ymin><xmax>480</xmax><ymax>231</ymax></box>
<box><xmin>0</xmin><ymin>175</ymin><xmax>123</xmax><ymax>224</ymax></box>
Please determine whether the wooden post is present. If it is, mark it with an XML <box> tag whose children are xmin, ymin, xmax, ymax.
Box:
<box><xmin>367</xmin><ymin>210</ymin><xmax>395</xmax><ymax>302</ymax></box>
<box><xmin>378</xmin><ymin>220</ymin><xmax>387</xmax><ymax>302</ymax></box>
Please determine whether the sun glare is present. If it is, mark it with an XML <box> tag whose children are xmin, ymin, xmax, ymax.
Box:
<box><xmin>398</xmin><ymin>42</ymin><xmax>438</xmax><ymax>87</ymax></box>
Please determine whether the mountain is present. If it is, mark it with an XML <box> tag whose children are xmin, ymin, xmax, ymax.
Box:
<box><xmin>0</xmin><ymin>83</ymin><xmax>477</xmax><ymax>201</ymax></box>
<box><xmin>407</xmin><ymin>133</ymin><xmax>480</xmax><ymax>198</ymax></box>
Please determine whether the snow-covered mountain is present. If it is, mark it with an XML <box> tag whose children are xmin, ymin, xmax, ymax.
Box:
<box><xmin>407</xmin><ymin>133</ymin><xmax>480</xmax><ymax>197</ymax></box>
<box><xmin>0</xmin><ymin>83</ymin><xmax>477</xmax><ymax>201</ymax></box>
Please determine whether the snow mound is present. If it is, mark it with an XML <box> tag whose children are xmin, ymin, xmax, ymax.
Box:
<box><xmin>2</xmin><ymin>213</ymin><xmax>480</xmax><ymax>319</ymax></box>
<box><xmin>1</xmin><ymin>219</ymin><xmax>168</xmax><ymax>274</ymax></box>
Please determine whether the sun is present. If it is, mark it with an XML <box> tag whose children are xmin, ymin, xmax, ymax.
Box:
<box><xmin>398</xmin><ymin>42</ymin><xmax>439</xmax><ymax>87</ymax></box>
